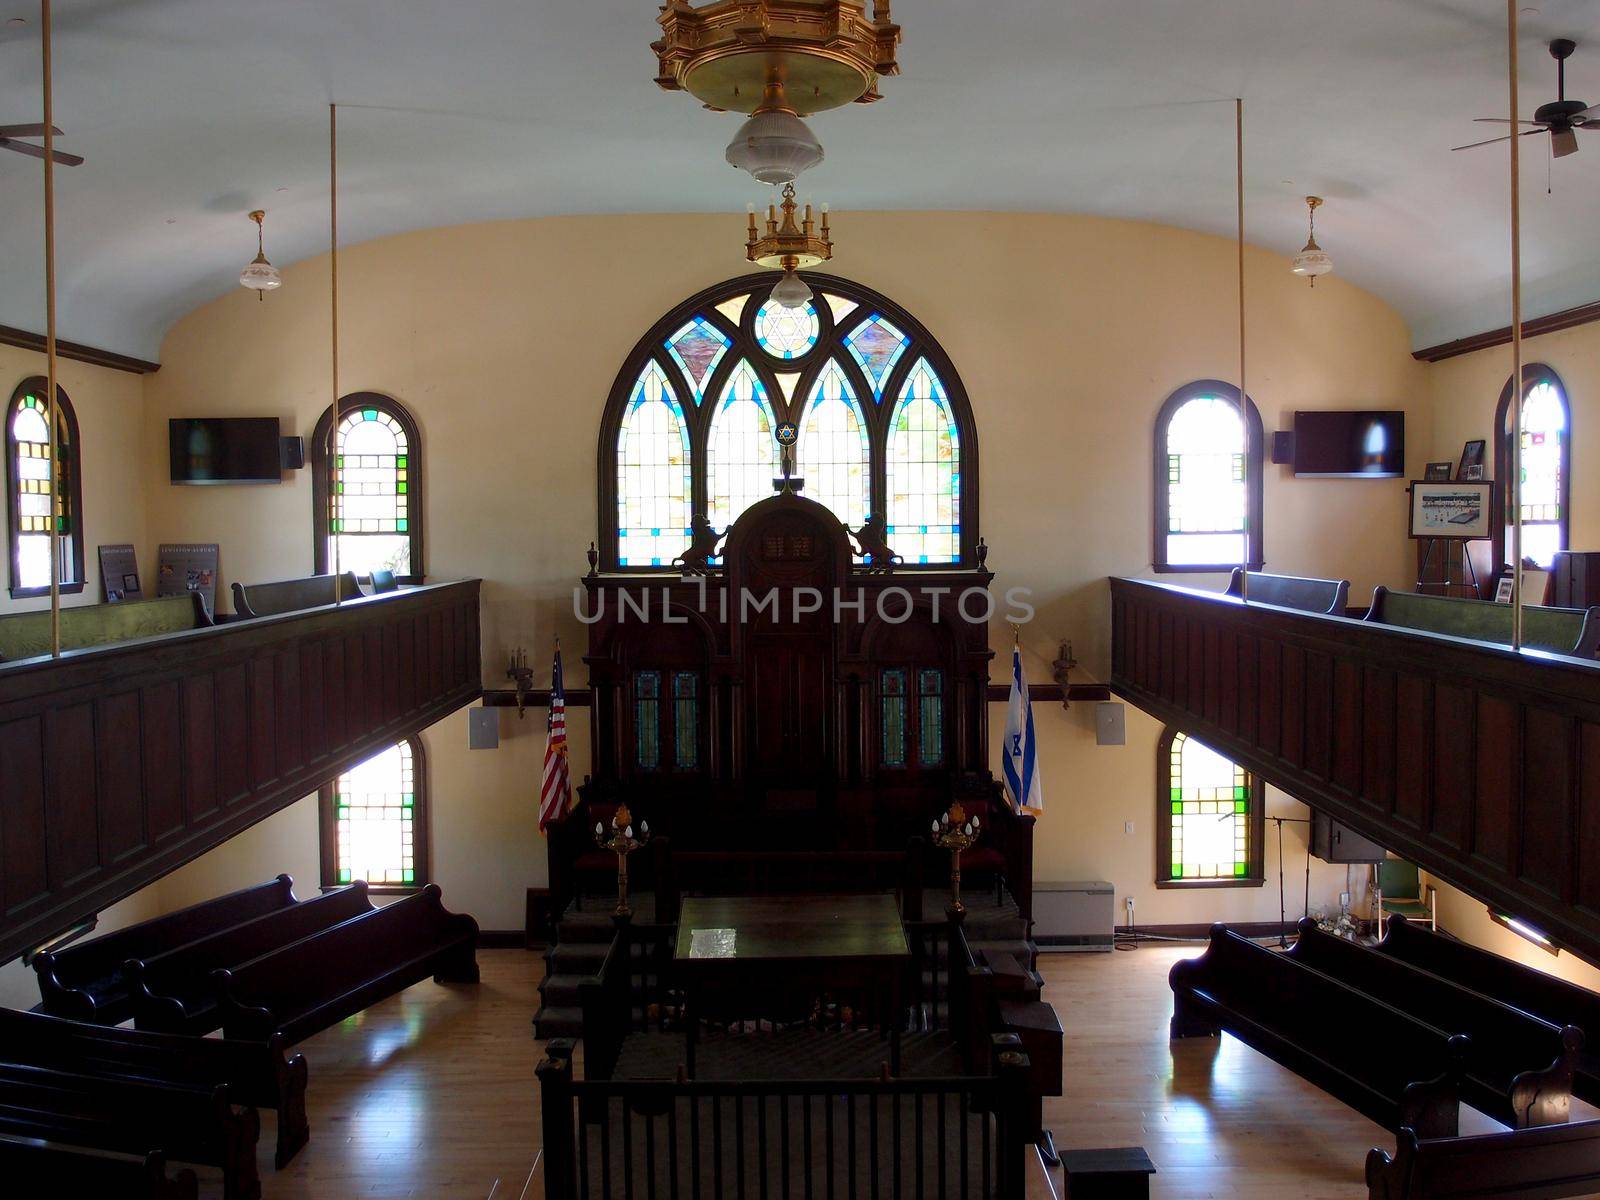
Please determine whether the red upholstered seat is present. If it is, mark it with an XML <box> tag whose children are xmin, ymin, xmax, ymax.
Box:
<box><xmin>961</xmin><ymin>847</ymin><xmax>1007</xmax><ymax>873</ymax></box>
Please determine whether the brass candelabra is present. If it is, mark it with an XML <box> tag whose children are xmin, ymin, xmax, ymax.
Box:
<box><xmin>594</xmin><ymin>804</ymin><xmax>651</xmax><ymax>918</ymax></box>
<box><xmin>931</xmin><ymin>802</ymin><xmax>981</xmax><ymax>916</ymax></box>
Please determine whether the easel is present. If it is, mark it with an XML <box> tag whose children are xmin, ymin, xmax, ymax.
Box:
<box><xmin>1415</xmin><ymin>537</ymin><xmax>1483</xmax><ymax>596</ymax></box>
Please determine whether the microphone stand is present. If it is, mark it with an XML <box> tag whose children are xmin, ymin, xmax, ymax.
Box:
<box><xmin>1269</xmin><ymin>816</ymin><xmax>1313</xmax><ymax>948</ymax></box>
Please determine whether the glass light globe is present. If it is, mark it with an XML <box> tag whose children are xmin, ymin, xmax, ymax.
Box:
<box><xmin>725</xmin><ymin>109</ymin><xmax>824</xmax><ymax>185</ymax></box>
<box><xmin>239</xmin><ymin>253</ymin><xmax>282</xmax><ymax>292</ymax></box>
<box><xmin>1291</xmin><ymin>239</ymin><xmax>1333</xmax><ymax>281</ymax></box>
<box><xmin>770</xmin><ymin>269</ymin><xmax>812</xmax><ymax>309</ymax></box>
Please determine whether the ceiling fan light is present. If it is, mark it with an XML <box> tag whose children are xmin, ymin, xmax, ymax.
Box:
<box><xmin>1291</xmin><ymin>239</ymin><xmax>1333</xmax><ymax>280</ymax></box>
<box><xmin>239</xmin><ymin>252</ymin><xmax>282</xmax><ymax>292</ymax></box>
<box><xmin>770</xmin><ymin>269</ymin><xmax>813</xmax><ymax>309</ymax></box>
<box><xmin>725</xmin><ymin>109</ymin><xmax>824</xmax><ymax>185</ymax></box>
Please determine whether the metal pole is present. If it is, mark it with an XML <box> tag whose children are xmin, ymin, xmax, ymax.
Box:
<box><xmin>330</xmin><ymin>103</ymin><xmax>341</xmax><ymax>605</ymax></box>
<box><xmin>1236</xmin><ymin>97</ymin><xmax>1250</xmax><ymax>601</ymax></box>
<box><xmin>40</xmin><ymin>0</ymin><xmax>60</xmax><ymax>656</ymax></box>
<box><xmin>1507</xmin><ymin>0</ymin><xmax>1525</xmax><ymax>649</ymax></box>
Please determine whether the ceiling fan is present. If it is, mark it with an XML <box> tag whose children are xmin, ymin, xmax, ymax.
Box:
<box><xmin>0</xmin><ymin>123</ymin><xmax>83</xmax><ymax>166</ymax></box>
<box><xmin>1454</xmin><ymin>38</ymin><xmax>1599</xmax><ymax>158</ymax></box>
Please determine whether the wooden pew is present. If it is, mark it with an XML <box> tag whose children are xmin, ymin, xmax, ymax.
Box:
<box><xmin>1288</xmin><ymin>918</ymin><xmax>1580</xmax><ymax>1127</ymax></box>
<box><xmin>34</xmin><ymin>875</ymin><xmax>297</xmax><ymax>1024</ymax></box>
<box><xmin>1364</xmin><ymin>586</ymin><xmax>1600</xmax><ymax>658</ymax></box>
<box><xmin>1170</xmin><ymin>923</ymin><xmax>1467</xmax><ymax>1138</ymax></box>
<box><xmin>0</xmin><ymin>1006</ymin><xmax>308</xmax><ymax>1169</ymax></box>
<box><xmin>1379</xmin><ymin>915</ymin><xmax>1600</xmax><ymax>1107</ymax></box>
<box><xmin>214</xmin><ymin>884</ymin><xmax>479</xmax><ymax>1044</ymax></box>
<box><xmin>0</xmin><ymin>1062</ymin><xmax>260</xmax><ymax>1200</ymax></box>
<box><xmin>129</xmin><ymin>881</ymin><xmax>374</xmax><ymax>1035</ymax></box>
<box><xmin>0</xmin><ymin>1143</ymin><xmax>199</xmax><ymax>1200</ymax></box>
<box><xmin>0</xmin><ymin>592</ymin><xmax>211</xmax><ymax>663</ymax></box>
<box><xmin>1367</xmin><ymin>1121</ymin><xmax>1600</xmax><ymax>1200</ymax></box>
<box><xmin>231</xmin><ymin>571</ymin><xmax>361</xmax><ymax>619</ymax></box>
<box><xmin>1226</xmin><ymin>568</ymin><xmax>1351</xmax><ymax>615</ymax></box>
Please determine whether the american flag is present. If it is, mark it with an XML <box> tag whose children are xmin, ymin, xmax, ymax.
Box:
<box><xmin>538</xmin><ymin>644</ymin><xmax>571</xmax><ymax>832</ymax></box>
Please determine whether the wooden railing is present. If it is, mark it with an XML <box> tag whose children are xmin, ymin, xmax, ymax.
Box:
<box><xmin>1109</xmin><ymin>577</ymin><xmax>1600</xmax><ymax>962</ymax></box>
<box><xmin>0</xmin><ymin>580</ymin><xmax>482</xmax><ymax>964</ymax></box>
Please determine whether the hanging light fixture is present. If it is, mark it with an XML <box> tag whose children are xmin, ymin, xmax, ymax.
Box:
<box><xmin>238</xmin><ymin>209</ymin><xmax>282</xmax><ymax>298</ymax></box>
<box><xmin>745</xmin><ymin>184</ymin><xmax>832</xmax><ymax>308</ymax></box>
<box><xmin>654</xmin><ymin>1</ymin><xmax>899</xmax><ymax>182</ymax></box>
<box><xmin>1291</xmin><ymin>196</ymin><xmax>1333</xmax><ymax>286</ymax></box>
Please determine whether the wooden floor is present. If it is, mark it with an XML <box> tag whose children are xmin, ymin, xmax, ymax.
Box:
<box><xmin>204</xmin><ymin>942</ymin><xmax>1571</xmax><ymax>1199</ymax></box>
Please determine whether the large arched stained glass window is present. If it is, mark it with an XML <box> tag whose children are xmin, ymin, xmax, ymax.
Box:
<box><xmin>6</xmin><ymin>378</ymin><xmax>84</xmax><ymax>599</ymax></box>
<box><xmin>886</xmin><ymin>359</ymin><xmax>960</xmax><ymax>564</ymax></box>
<box><xmin>1153</xmin><ymin>381</ymin><xmax>1264</xmax><ymax>572</ymax></box>
<box><xmin>798</xmin><ymin>359</ymin><xmax>870</xmax><ymax>530</ymax></box>
<box><xmin>617</xmin><ymin>361</ymin><xmax>693</xmax><ymax>567</ymax></box>
<box><xmin>318</xmin><ymin>737</ymin><xmax>429</xmax><ymax>892</ymax></box>
<box><xmin>1156</xmin><ymin>727</ymin><xmax>1264</xmax><ymax>887</ymax></box>
<box><xmin>313</xmin><ymin>393</ymin><xmax>423</xmax><ymax>584</ymax></box>
<box><xmin>597</xmin><ymin>274</ymin><xmax>978</xmax><ymax>571</ymax></box>
<box><xmin>1496</xmin><ymin>366</ymin><xmax>1570</xmax><ymax>571</ymax></box>
<box><xmin>708</xmin><ymin>360</ymin><xmax>778</xmax><ymax>532</ymax></box>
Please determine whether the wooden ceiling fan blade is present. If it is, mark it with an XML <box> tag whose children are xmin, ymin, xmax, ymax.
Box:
<box><xmin>1472</xmin><ymin>117</ymin><xmax>1545</xmax><ymax>126</ymax></box>
<box><xmin>0</xmin><ymin>123</ymin><xmax>63</xmax><ymax>138</ymax></box>
<box><xmin>0</xmin><ymin>137</ymin><xmax>84</xmax><ymax>166</ymax></box>
<box><xmin>1451</xmin><ymin>133</ymin><xmax>1513</xmax><ymax>151</ymax></box>
<box><xmin>1551</xmin><ymin>126</ymin><xmax>1579</xmax><ymax>157</ymax></box>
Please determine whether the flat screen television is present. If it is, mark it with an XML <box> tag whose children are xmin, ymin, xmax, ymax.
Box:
<box><xmin>1292</xmin><ymin>410</ymin><xmax>1405</xmax><ymax>478</ymax></box>
<box><xmin>169</xmin><ymin>418</ymin><xmax>282</xmax><ymax>485</ymax></box>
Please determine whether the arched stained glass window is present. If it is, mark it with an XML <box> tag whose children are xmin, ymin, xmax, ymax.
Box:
<box><xmin>6</xmin><ymin>378</ymin><xmax>84</xmax><ymax>599</ymax></box>
<box><xmin>1156</xmin><ymin>728</ymin><xmax>1263</xmax><ymax>887</ymax></box>
<box><xmin>598</xmin><ymin>274</ymin><xmax>977</xmax><ymax>570</ymax></box>
<box><xmin>319</xmin><ymin>737</ymin><xmax>429</xmax><ymax>891</ymax></box>
<box><xmin>844</xmin><ymin>313</ymin><xmax>911</xmax><ymax>402</ymax></box>
<box><xmin>798</xmin><ymin>359</ymin><xmax>869</xmax><ymax>530</ymax></box>
<box><xmin>313</xmin><ymin>394</ymin><xmax>423</xmax><ymax>583</ymax></box>
<box><xmin>617</xmin><ymin>361</ymin><xmax>693</xmax><ymax>567</ymax></box>
<box><xmin>886</xmin><ymin>358</ymin><xmax>961</xmax><ymax>564</ymax></box>
<box><xmin>1496</xmin><ymin>367</ymin><xmax>1570</xmax><ymax>571</ymax></box>
<box><xmin>708</xmin><ymin>359</ymin><xmax>778</xmax><ymax>532</ymax></box>
<box><xmin>1153</xmin><ymin>381</ymin><xmax>1264</xmax><ymax>572</ymax></box>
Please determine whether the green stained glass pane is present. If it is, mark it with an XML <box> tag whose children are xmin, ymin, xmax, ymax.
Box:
<box><xmin>1171</xmin><ymin>800</ymin><xmax>1183</xmax><ymax>814</ymax></box>
<box><xmin>1234</xmin><ymin>786</ymin><xmax>1247</xmax><ymax>800</ymax></box>
<box><xmin>397</xmin><ymin>455</ymin><xmax>407</xmax><ymax>468</ymax></box>
<box><xmin>396</xmin><ymin>519</ymin><xmax>408</xmax><ymax>531</ymax></box>
<box><xmin>1234</xmin><ymin>862</ymin><xmax>1247</xmax><ymax>876</ymax></box>
<box><xmin>1170</xmin><ymin>788</ymin><xmax>1182</xmax><ymax>802</ymax></box>
<box><xmin>397</xmin><ymin>482</ymin><xmax>407</xmax><ymax>494</ymax></box>
<box><xmin>338</xmin><ymin>868</ymin><xmax>351</xmax><ymax>883</ymax></box>
<box><xmin>402</xmin><ymin>793</ymin><xmax>414</xmax><ymax>808</ymax></box>
<box><xmin>1234</xmin><ymin>799</ymin><xmax>1247</xmax><ymax>813</ymax></box>
<box><xmin>402</xmin><ymin>869</ymin><xmax>415</xmax><ymax>883</ymax></box>
<box><xmin>1171</xmin><ymin>864</ymin><xmax>1184</xmax><ymax>878</ymax></box>
<box><xmin>363</xmin><ymin>408</ymin><xmax>378</xmax><ymax>421</ymax></box>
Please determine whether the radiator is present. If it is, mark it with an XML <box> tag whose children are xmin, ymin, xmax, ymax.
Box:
<box><xmin>1032</xmin><ymin>880</ymin><xmax>1115</xmax><ymax>952</ymax></box>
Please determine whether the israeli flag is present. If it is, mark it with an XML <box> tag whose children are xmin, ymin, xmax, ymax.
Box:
<box><xmin>1001</xmin><ymin>642</ymin><xmax>1044</xmax><ymax>814</ymax></box>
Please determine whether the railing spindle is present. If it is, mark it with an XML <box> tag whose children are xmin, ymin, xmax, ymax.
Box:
<box><xmin>621</xmin><ymin>1101</ymin><xmax>634</xmax><ymax>1200</ymax></box>
<box><xmin>667</xmin><ymin>1095</ymin><xmax>680</xmax><ymax>1200</ymax></box>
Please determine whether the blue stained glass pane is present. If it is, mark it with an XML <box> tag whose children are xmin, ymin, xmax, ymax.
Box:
<box><xmin>881</xmin><ymin>668</ymin><xmax>907</xmax><ymax>768</ymax></box>
<box><xmin>755</xmin><ymin>299</ymin><xmax>819</xmax><ymax>360</ymax></box>
<box><xmin>617</xmin><ymin>360</ymin><xmax>693</xmax><ymax>567</ymax></box>
<box><xmin>672</xmin><ymin>671</ymin><xmax>698</xmax><ymax>770</ymax></box>
<box><xmin>798</xmin><ymin>358</ymin><xmax>870</xmax><ymax>537</ymax></box>
<box><xmin>886</xmin><ymin>358</ymin><xmax>960</xmax><ymax>564</ymax></box>
<box><xmin>844</xmin><ymin>314</ymin><xmax>911</xmax><ymax>401</ymax></box>
<box><xmin>917</xmin><ymin>669</ymin><xmax>944</xmax><ymax>767</ymax></box>
<box><xmin>664</xmin><ymin>316</ymin><xmax>732</xmax><ymax>404</ymax></box>
<box><xmin>708</xmin><ymin>360</ymin><xmax>778</xmax><ymax>532</ymax></box>
<box><xmin>635</xmin><ymin>671</ymin><xmax>661</xmax><ymax>770</ymax></box>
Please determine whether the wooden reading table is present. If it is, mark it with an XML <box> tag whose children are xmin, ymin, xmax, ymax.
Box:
<box><xmin>673</xmin><ymin>893</ymin><xmax>910</xmax><ymax>1076</ymax></box>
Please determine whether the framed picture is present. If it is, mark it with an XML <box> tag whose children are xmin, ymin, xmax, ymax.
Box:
<box><xmin>1494</xmin><ymin>570</ymin><xmax>1515</xmax><ymax>603</ymax></box>
<box><xmin>1494</xmin><ymin>562</ymin><xmax>1553</xmax><ymax>605</ymax></box>
<box><xmin>1424</xmin><ymin>461</ymin><xmax>1454</xmax><ymax>481</ymax></box>
<box><xmin>1461</xmin><ymin>463</ymin><xmax>1485</xmax><ymax>481</ymax></box>
<box><xmin>1457</xmin><ymin>439</ymin><xmax>1487</xmax><ymax>480</ymax></box>
<box><xmin>1409</xmin><ymin>480</ymin><xmax>1494</xmax><ymax>540</ymax></box>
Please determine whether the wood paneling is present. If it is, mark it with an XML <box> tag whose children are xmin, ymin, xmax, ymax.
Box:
<box><xmin>0</xmin><ymin>581</ymin><xmax>481</xmax><ymax>964</ymax></box>
<box><xmin>1110</xmin><ymin>578</ymin><xmax>1600</xmax><ymax>964</ymax></box>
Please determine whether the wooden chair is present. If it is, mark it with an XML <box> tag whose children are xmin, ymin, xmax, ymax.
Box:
<box><xmin>33</xmin><ymin>875</ymin><xmax>297</xmax><ymax>1025</ymax></box>
<box><xmin>1226</xmin><ymin>568</ymin><xmax>1350</xmax><ymax>615</ymax></box>
<box><xmin>231</xmin><ymin>571</ymin><xmax>361</xmax><ymax>619</ymax></box>
<box><xmin>0</xmin><ymin>592</ymin><xmax>211</xmax><ymax>662</ymax></box>
<box><xmin>1377</xmin><ymin>860</ymin><xmax>1437</xmax><ymax>933</ymax></box>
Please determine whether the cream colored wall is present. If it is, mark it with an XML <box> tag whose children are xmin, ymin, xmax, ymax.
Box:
<box><xmin>1423</xmin><ymin>873</ymin><xmax>1600</xmax><ymax>992</ymax></box>
<box><xmin>0</xmin><ymin>345</ymin><xmax>149</xmax><ymax>612</ymax></box>
<box><xmin>0</xmin><ymin>888</ymin><xmax>164</xmax><ymax>1010</ymax></box>
<box><xmin>136</xmin><ymin>211</ymin><xmax>1431</xmax><ymax>933</ymax></box>
<box><xmin>1425</xmin><ymin>321</ymin><xmax>1600</xmax><ymax>552</ymax></box>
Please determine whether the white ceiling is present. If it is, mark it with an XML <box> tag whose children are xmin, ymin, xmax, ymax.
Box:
<box><xmin>1</xmin><ymin>0</ymin><xmax>1597</xmax><ymax>360</ymax></box>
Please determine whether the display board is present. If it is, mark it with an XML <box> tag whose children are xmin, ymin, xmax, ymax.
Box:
<box><xmin>97</xmin><ymin>543</ymin><xmax>142</xmax><ymax>602</ymax></box>
<box><xmin>156</xmin><ymin>542</ymin><xmax>219</xmax><ymax>617</ymax></box>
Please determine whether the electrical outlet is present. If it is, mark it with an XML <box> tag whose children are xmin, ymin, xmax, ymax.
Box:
<box><xmin>1125</xmin><ymin>896</ymin><xmax>1136</xmax><ymax>922</ymax></box>
<box><xmin>1340</xmin><ymin>891</ymin><xmax>1351</xmax><ymax>908</ymax></box>
<box><xmin>1124</xmin><ymin>820</ymin><xmax>1134</xmax><ymax>834</ymax></box>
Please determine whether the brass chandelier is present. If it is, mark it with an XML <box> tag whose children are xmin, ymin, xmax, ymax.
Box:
<box><xmin>745</xmin><ymin>182</ymin><xmax>832</xmax><ymax>306</ymax></box>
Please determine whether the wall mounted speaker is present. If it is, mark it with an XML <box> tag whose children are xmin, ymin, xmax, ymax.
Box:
<box><xmin>468</xmin><ymin>706</ymin><xmax>500</xmax><ymax>750</ymax></box>
<box><xmin>280</xmin><ymin>436</ymin><xmax>305</xmax><ymax>470</ymax></box>
<box><xmin>1270</xmin><ymin>430</ymin><xmax>1294</xmax><ymax>466</ymax></box>
<box><xmin>1095</xmin><ymin>702</ymin><xmax>1126</xmax><ymax>746</ymax></box>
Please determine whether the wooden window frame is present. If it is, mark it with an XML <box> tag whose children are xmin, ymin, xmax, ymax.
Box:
<box><xmin>629</xmin><ymin>667</ymin><xmax>704</xmax><ymax>775</ymax></box>
<box><xmin>876</xmin><ymin>664</ymin><xmax>948</xmax><ymax>773</ymax></box>
<box><xmin>1493</xmin><ymin>363</ymin><xmax>1570</xmax><ymax>574</ymax></box>
<box><xmin>1155</xmin><ymin>725</ymin><xmax>1265</xmax><ymax>889</ymax></box>
<box><xmin>6</xmin><ymin>377</ymin><xmax>86</xmax><ymax>600</ymax></box>
<box><xmin>318</xmin><ymin>735</ymin><xmax>431</xmax><ymax>894</ymax></box>
<box><xmin>1152</xmin><ymin>380</ymin><xmax>1265</xmax><ymax>574</ymax></box>
<box><xmin>595</xmin><ymin>272</ymin><xmax>980</xmax><ymax>572</ymax></box>
<box><xmin>311</xmin><ymin>393</ymin><xmax>425</xmax><ymax>585</ymax></box>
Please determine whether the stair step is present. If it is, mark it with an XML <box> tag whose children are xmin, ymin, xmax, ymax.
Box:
<box><xmin>533</xmin><ymin>1005</ymin><xmax>583</xmax><ymax>1040</ymax></box>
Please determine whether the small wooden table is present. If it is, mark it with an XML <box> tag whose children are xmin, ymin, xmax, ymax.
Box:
<box><xmin>673</xmin><ymin>893</ymin><xmax>910</xmax><ymax>1076</ymax></box>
